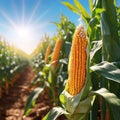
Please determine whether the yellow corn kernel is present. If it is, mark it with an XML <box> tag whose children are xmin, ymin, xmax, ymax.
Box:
<box><xmin>68</xmin><ymin>24</ymin><xmax>87</xmax><ymax>95</ymax></box>
<box><xmin>51</xmin><ymin>38</ymin><xmax>62</xmax><ymax>68</ymax></box>
<box><xmin>45</xmin><ymin>44</ymin><xmax>51</xmax><ymax>63</ymax></box>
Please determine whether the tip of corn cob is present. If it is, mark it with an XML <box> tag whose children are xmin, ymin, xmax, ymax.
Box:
<box><xmin>45</xmin><ymin>44</ymin><xmax>51</xmax><ymax>63</ymax></box>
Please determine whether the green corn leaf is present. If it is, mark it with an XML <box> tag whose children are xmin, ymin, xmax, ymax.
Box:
<box><xmin>90</xmin><ymin>40</ymin><xmax>102</xmax><ymax>60</ymax></box>
<box><xmin>90</xmin><ymin>61</ymin><xmax>120</xmax><ymax>83</ymax></box>
<box><xmin>24</xmin><ymin>86</ymin><xmax>44</xmax><ymax>116</ymax></box>
<box><xmin>101</xmin><ymin>0</ymin><xmax>120</xmax><ymax>61</ymax></box>
<box><xmin>62</xmin><ymin>0</ymin><xmax>91</xmax><ymax>35</ymax></box>
<box><xmin>89</xmin><ymin>16</ymin><xmax>99</xmax><ymax>28</ymax></box>
<box><xmin>95</xmin><ymin>8</ymin><xmax>105</xmax><ymax>14</ymax></box>
<box><xmin>48</xmin><ymin>70</ymin><xmax>52</xmax><ymax>84</ymax></box>
<box><xmin>59</xmin><ymin>58</ymin><xmax>68</xmax><ymax>65</ymax></box>
<box><xmin>74</xmin><ymin>0</ymin><xmax>90</xmax><ymax>20</ymax></box>
<box><xmin>51</xmin><ymin>22</ymin><xmax>61</xmax><ymax>27</ymax></box>
<box><xmin>102</xmin><ymin>0</ymin><xmax>119</xmax><ymax>43</ymax></box>
<box><xmin>64</xmin><ymin>41</ymin><xmax>71</xmax><ymax>57</ymax></box>
<box><xmin>91</xmin><ymin>88</ymin><xmax>120</xmax><ymax>120</ymax></box>
<box><xmin>93</xmin><ymin>0</ymin><xmax>99</xmax><ymax>11</ymax></box>
<box><xmin>73</xmin><ymin>0</ymin><xmax>91</xmax><ymax>34</ymax></box>
<box><xmin>43</xmin><ymin>107</ymin><xmax>68</xmax><ymax>120</ymax></box>
<box><xmin>62</xmin><ymin>2</ymin><xmax>79</xmax><ymax>14</ymax></box>
<box><xmin>88</xmin><ymin>0</ymin><xmax>93</xmax><ymax>12</ymax></box>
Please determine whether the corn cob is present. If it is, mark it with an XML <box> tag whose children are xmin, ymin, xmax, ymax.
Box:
<box><xmin>45</xmin><ymin>44</ymin><xmax>51</xmax><ymax>63</ymax></box>
<box><xmin>68</xmin><ymin>24</ymin><xmax>87</xmax><ymax>95</ymax></box>
<box><xmin>51</xmin><ymin>38</ymin><xmax>62</xmax><ymax>68</ymax></box>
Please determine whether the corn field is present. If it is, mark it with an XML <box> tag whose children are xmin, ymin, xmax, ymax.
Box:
<box><xmin>0</xmin><ymin>38</ymin><xmax>27</xmax><ymax>98</ymax></box>
<box><xmin>0</xmin><ymin>0</ymin><xmax>120</xmax><ymax>120</ymax></box>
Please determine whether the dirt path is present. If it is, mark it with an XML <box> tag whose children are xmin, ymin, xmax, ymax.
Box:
<box><xmin>0</xmin><ymin>66</ymin><xmax>35</xmax><ymax>120</ymax></box>
<box><xmin>0</xmin><ymin>65</ymin><xmax>67</xmax><ymax>120</ymax></box>
<box><xmin>0</xmin><ymin>65</ymin><xmax>51</xmax><ymax>120</ymax></box>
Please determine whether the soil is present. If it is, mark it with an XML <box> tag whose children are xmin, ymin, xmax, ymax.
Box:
<box><xmin>0</xmin><ymin>66</ymin><xmax>67</xmax><ymax>120</ymax></box>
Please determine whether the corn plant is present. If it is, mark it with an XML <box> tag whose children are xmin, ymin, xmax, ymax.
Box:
<box><xmin>24</xmin><ymin>15</ymin><xmax>75</xmax><ymax>117</ymax></box>
<box><xmin>43</xmin><ymin>0</ymin><xmax>120</xmax><ymax>120</ymax></box>
<box><xmin>0</xmin><ymin>38</ymin><xmax>27</xmax><ymax>98</ymax></box>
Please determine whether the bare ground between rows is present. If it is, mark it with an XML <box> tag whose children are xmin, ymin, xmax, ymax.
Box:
<box><xmin>0</xmin><ymin>65</ymin><xmax>67</xmax><ymax>120</ymax></box>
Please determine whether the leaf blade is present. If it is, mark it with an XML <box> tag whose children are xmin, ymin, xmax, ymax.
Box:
<box><xmin>62</xmin><ymin>2</ymin><xmax>79</xmax><ymax>14</ymax></box>
<box><xmin>24</xmin><ymin>86</ymin><xmax>44</xmax><ymax>116</ymax></box>
<box><xmin>90</xmin><ymin>61</ymin><xmax>120</xmax><ymax>83</ymax></box>
<box><xmin>43</xmin><ymin>107</ymin><xmax>67</xmax><ymax>120</ymax></box>
<box><xmin>91</xmin><ymin>88</ymin><xmax>120</xmax><ymax>120</ymax></box>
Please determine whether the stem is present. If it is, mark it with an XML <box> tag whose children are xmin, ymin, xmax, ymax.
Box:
<box><xmin>50</xmin><ymin>69</ymin><xmax>58</xmax><ymax>106</ymax></box>
<box><xmin>100</xmin><ymin>1</ymin><xmax>109</xmax><ymax>119</ymax></box>
<box><xmin>0</xmin><ymin>87</ymin><xmax>2</xmax><ymax>98</ymax></box>
<box><xmin>51</xmin><ymin>86</ymin><xmax>58</xmax><ymax>106</ymax></box>
<box><xmin>5</xmin><ymin>80</ymin><xmax>9</xmax><ymax>95</ymax></box>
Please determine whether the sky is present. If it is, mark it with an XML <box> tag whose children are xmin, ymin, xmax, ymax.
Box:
<box><xmin>0</xmin><ymin>0</ymin><xmax>119</xmax><ymax>54</ymax></box>
<box><xmin>0</xmin><ymin>0</ymin><xmax>90</xmax><ymax>54</ymax></box>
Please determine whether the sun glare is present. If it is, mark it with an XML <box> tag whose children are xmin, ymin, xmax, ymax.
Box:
<box><xmin>0</xmin><ymin>0</ymin><xmax>48</xmax><ymax>54</ymax></box>
<box><xmin>15</xmin><ymin>25</ymin><xmax>31</xmax><ymax>38</ymax></box>
<box><xmin>12</xmin><ymin>24</ymin><xmax>39</xmax><ymax>54</ymax></box>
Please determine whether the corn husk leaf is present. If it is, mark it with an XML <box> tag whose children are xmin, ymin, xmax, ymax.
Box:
<box><xmin>59</xmin><ymin>64</ymin><xmax>93</xmax><ymax>120</ymax></box>
<box><xmin>59</xmin><ymin>77</ymin><xmax>92</xmax><ymax>120</ymax></box>
<box><xmin>43</xmin><ymin>107</ymin><xmax>68</xmax><ymax>120</ymax></box>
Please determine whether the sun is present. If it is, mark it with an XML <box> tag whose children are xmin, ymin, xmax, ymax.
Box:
<box><xmin>12</xmin><ymin>24</ymin><xmax>38</xmax><ymax>54</ymax></box>
<box><xmin>16</xmin><ymin>25</ymin><xmax>30</xmax><ymax>38</ymax></box>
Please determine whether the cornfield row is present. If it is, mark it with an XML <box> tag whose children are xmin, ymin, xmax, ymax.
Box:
<box><xmin>0</xmin><ymin>37</ymin><xmax>27</xmax><ymax>98</ymax></box>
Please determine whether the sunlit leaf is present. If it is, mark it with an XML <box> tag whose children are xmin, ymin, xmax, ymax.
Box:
<box><xmin>90</xmin><ymin>40</ymin><xmax>102</xmax><ymax>60</ymax></box>
<box><xmin>24</xmin><ymin>86</ymin><xmax>44</xmax><ymax>116</ymax></box>
<box><xmin>59</xmin><ymin>58</ymin><xmax>68</xmax><ymax>65</ymax></box>
<box><xmin>95</xmin><ymin>8</ymin><xmax>105</xmax><ymax>14</ymax></box>
<box><xmin>89</xmin><ymin>16</ymin><xmax>99</xmax><ymax>28</ymax></box>
<box><xmin>43</xmin><ymin>107</ymin><xmax>67</xmax><ymax>120</ymax></box>
<box><xmin>74</xmin><ymin>0</ymin><xmax>90</xmax><ymax>20</ymax></box>
<box><xmin>90</xmin><ymin>61</ymin><xmax>120</xmax><ymax>83</ymax></box>
<box><xmin>62</xmin><ymin>2</ymin><xmax>79</xmax><ymax>14</ymax></box>
<box><xmin>88</xmin><ymin>0</ymin><xmax>93</xmax><ymax>12</ymax></box>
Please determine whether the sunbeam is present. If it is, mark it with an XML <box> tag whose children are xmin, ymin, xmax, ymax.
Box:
<box><xmin>11</xmin><ymin>1</ymin><xmax>19</xmax><ymax>23</ymax></box>
<box><xmin>33</xmin><ymin>9</ymin><xmax>49</xmax><ymax>24</ymax></box>
<box><xmin>22</xmin><ymin>0</ymin><xmax>25</xmax><ymax>24</ymax></box>
<box><xmin>0</xmin><ymin>22</ymin><xmax>12</xmax><ymax>30</ymax></box>
<box><xmin>0</xmin><ymin>10</ymin><xmax>16</xmax><ymax>28</ymax></box>
<box><xmin>27</xmin><ymin>0</ymin><xmax>41</xmax><ymax>24</ymax></box>
<box><xmin>0</xmin><ymin>0</ymin><xmax>64</xmax><ymax>54</ymax></box>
